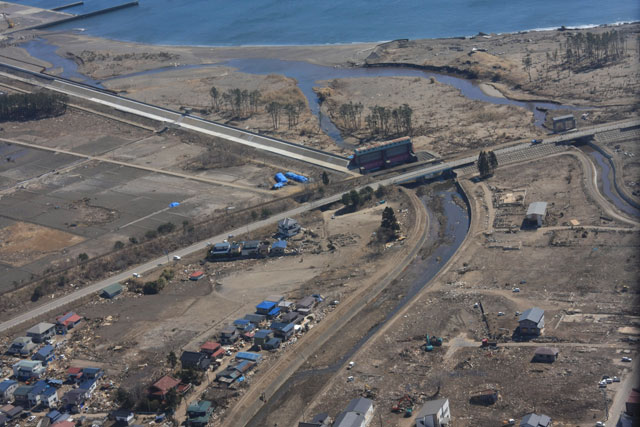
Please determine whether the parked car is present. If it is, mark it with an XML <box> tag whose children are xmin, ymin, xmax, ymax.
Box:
<box><xmin>598</xmin><ymin>380</ymin><xmax>607</xmax><ymax>388</ymax></box>
<box><xmin>595</xmin><ymin>422</ymin><xmax>605</xmax><ymax>427</ymax></box>
<box><xmin>173</xmin><ymin>255</ymin><xmax>181</xmax><ymax>260</ymax></box>
<box><xmin>512</xmin><ymin>287</ymin><xmax>520</xmax><ymax>293</ymax></box>
<box><xmin>613</xmin><ymin>376</ymin><xmax>620</xmax><ymax>382</ymax></box>
<box><xmin>497</xmin><ymin>312</ymin><xmax>505</xmax><ymax>316</ymax></box>
<box><xmin>606</xmin><ymin>378</ymin><xmax>613</xmax><ymax>384</ymax></box>
<box><xmin>621</xmin><ymin>356</ymin><xmax>632</xmax><ymax>362</ymax></box>
<box><xmin>132</xmin><ymin>273</ymin><xmax>141</xmax><ymax>278</ymax></box>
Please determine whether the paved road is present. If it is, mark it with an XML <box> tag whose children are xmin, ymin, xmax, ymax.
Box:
<box><xmin>0</xmin><ymin>63</ymin><xmax>352</xmax><ymax>173</ymax></box>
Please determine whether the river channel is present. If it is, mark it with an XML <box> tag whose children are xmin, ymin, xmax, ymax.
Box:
<box><xmin>22</xmin><ymin>38</ymin><xmax>587</xmax><ymax>149</ymax></box>
<box><xmin>247</xmin><ymin>182</ymin><xmax>470</xmax><ymax>425</ymax></box>
<box><xmin>586</xmin><ymin>149</ymin><xmax>640</xmax><ymax>217</ymax></box>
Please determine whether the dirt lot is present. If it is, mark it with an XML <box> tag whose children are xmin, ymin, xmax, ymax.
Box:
<box><xmin>0</xmin><ymin>221</ymin><xmax>85</xmax><ymax>266</ymax></box>
<box><xmin>295</xmin><ymin>155</ymin><xmax>639</xmax><ymax>426</ymax></box>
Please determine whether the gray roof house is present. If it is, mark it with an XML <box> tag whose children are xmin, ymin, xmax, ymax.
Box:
<box><xmin>415</xmin><ymin>398</ymin><xmax>451</xmax><ymax>427</ymax></box>
<box><xmin>519</xmin><ymin>307</ymin><xmax>545</xmax><ymax>336</ymax></box>
<box><xmin>277</xmin><ymin>217</ymin><xmax>301</xmax><ymax>238</ymax></box>
<box><xmin>520</xmin><ymin>413</ymin><xmax>551</xmax><ymax>427</ymax></box>
<box><xmin>26</xmin><ymin>323</ymin><xmax>56</xmax><ymax>343</ymax></box>
<box><xmin>526</xmin><ymin>202</ymin><xmax>548</xmax><ymax>227</ymax></box>
<box><xmin>7</xmin><ymin>337</ymin><xmax>36</xmax><ymax>356</ymax></box>
<box><xmin>333</xmin><ymin>397</ymin><xmax>374</xmax><ymax>427</ymax></box>
<box><xmin>333</xmin><ymin>412</ymin><xmax>365</xmax><ymax>427</ymax></box>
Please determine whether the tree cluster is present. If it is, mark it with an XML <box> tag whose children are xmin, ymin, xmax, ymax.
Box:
<box><xmin>378</xmin><ymin>206</ymin><xmax>400</xmax><ymax>242</ymax></box>
<box><xmin>0</xmin><ymin>92</ymin><xmax>68</xmax><ymax>122</ymax></box>
<box><xmin>563</xmin><ymin>30</ymin><xmax>626</xmax><ymax>70</ymax></box>
<box><xmin>210</xmin><ymin>87</ymin><xmax>261</xmax><ymax>118</ymax></box>
<box><xmin>365</xmin><ymin>104</ymin><xmax>413</xmax><ymax>137</ymax></box>
<box><xmin>477</xmin><ymin>150</ymin><xmax>498</xmax><ymax>178</ymax></box>
<box><xmin>341</xmin><ymin>186</ymin><xmax>376</xmax><ymax>211</ymax></box>
<box><xmin>265</xmin><ymin>101</ymin><xmax>304</xmax><ymax>129</ymax></box>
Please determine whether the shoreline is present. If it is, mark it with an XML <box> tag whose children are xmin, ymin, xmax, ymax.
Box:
<box><xmin>33</xmin><ymin>19</ymin><xmax>639</xmax><ymax>50</ymax></box>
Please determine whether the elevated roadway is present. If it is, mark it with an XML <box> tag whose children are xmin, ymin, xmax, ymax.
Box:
<box><xmin>0</xmin><ymin>63</ymin><xmax>353</xmax><ymax>174</ymax></box>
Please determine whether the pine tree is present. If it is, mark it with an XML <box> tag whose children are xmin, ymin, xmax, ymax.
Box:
<box><xmin>488</xmin><ymin>151</ymin><xmax>498</xmax><ymax>171</ymax></box>
<box><xmin>477</xmin><ymin>151</ymin><xmax>491</xmax><ymax>178</ymax></box>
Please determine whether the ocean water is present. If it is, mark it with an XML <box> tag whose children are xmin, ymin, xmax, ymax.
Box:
<box><xmin>8</xmin><ymin>0</ymin><xmax>640</xmax><ymax>46</ymax></box>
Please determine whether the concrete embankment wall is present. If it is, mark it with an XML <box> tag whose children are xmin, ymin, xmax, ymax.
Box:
<box><xmin>29</xmin><ymin>1</ymin><xmax>139</xmax><ymax>30</ymax></box>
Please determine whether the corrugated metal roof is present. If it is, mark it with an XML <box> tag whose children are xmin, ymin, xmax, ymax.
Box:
<box><xmin>534</xmin><ymin>347</ymin><xmax>559</xmax><ymax>356</ymax></box>
<box><xmin>235</xmin><ymin>352</ymin><xmax>262</xmax><ymax>362</ymax></box>
<box><xmin>416</xmin><ymin>398</ymin><xmax>448</xmax><ymax>417</ymax></box>
<box><xmin>553</xmin><ymin>114</ymin><xmax>574</xmax><ymax>121</ymax></box>
<box><xmin>27</xmin><ymin>322</ymin><xmax>55</xmax><ymax>335</ymax></box>
<box><xmin>344</xmin><ymin>397</ymin><xmax>373</xmax><ymax>415</ymax></box>
<box><xmin>526</xmin><ymin>202</ymin><xmax>547</xmax><ymax>216</ymax></box>
<box><xmin>519</xmin><ymin>307</ymin><xmax>544</xmax><ymax>324</ymax></box>
<box><xmin>101</xmin><ymin>283</ymin><xmax>123</xmax><ymax>296</ymax></box>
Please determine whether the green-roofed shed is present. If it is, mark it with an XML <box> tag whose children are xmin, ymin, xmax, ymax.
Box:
<box><xmin>101</xmin><ymin>283</ymin><xmax>123</xmax><ymax>299</ymax></box>
<box><xmin>187</xmin><ymin>400</ymin><xmax>213</xmax><ymax>427</ymax></box>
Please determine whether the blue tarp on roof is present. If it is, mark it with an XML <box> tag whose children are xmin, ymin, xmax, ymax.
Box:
<box><xmin>284</xmin><ymin>172</ymin><xmax>308</xmax><ymax>183</ymax></box>
<box><xmin>272</xmin><ymin>182</ymin><xmax>286</xmax><ymax>190</ymax></box>
<box><xmin>169</xmin><ymin>202</ymin><xmax>180</xmax><ymax>208</ymax></box>
<box><xmin>274</xmin><ymin>173</ymin><xmax>288</xmax><ymax>184</ymax></box>
<box><xmin>272</xmin><ymin>240</ymin><xmax>287</xmax><ymax>249</ymax></box>
<box><xmin>256</xmin><ymin>301</ymin><xmax>277</xmax><ymax>311</ymax></box>
<box><xmin>235</xmin><ymin>352</ymin><xmax>262</xmax><ymax>362</ymax></box>
<box><xmin>267</xmin><ymin>307</ymin><xmax>281</xmax><ymax>317</ymax></box>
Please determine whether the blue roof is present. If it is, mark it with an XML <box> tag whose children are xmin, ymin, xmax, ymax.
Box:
<box><xmin>0</xmin><ymin>380</ymin><xmax>17</xmax><ymax>392</ymax></box>
<box><xmin>78</xmin><ymin>379</ymin><xmax>96</xmax><ymax>389</ymax></box>
<box><xmin>46</xmin><ymin>410</ymin><xmax>62</xmax><ymax>421</ymax></box>
<box><xmin>272</xmin><ymin>240</ymin><xmax>287</xmax><ymax>249</ymax></box>
<box><xmin>256</xmin><ymin>301</ymin><xmax>277</xmax><ymax>310</ymax></box>
<box><xmin>83</xmin><ymin>367</ymin><xmax>102</xmax><ymax>375</ymax></box>
<box><xmin>233</xmin><ymin>319</ymin><xmax>250</xmax><ymax>326</ymax></box>
<box><xmin>235</xmin><ymin>352</ymin><xmax>262</xmax><ymax>362</ymax></box>
<box><xmin>41</xmin><ymin>387</ymin><xmax>57</xmax><ymax>397</ymax></box>
<box><xmin>267</xmin><ymin>307</ymin><xmax>281</xmax><ymax>316</ymax></box>
<box><xmin>36</xmin><ymin>345</ymin><xmax>55</xmax><ymax>357</ymax></box>
<box><xmin>30</xmin><ymin>380</ymin><xmax>48</xmax><ymax>395</ymax></box>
